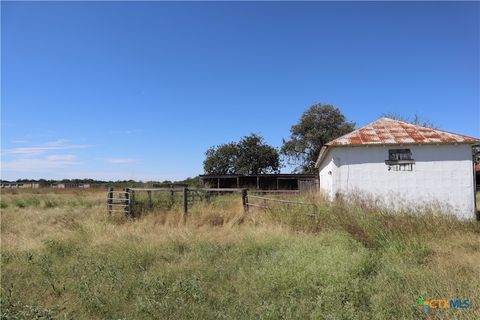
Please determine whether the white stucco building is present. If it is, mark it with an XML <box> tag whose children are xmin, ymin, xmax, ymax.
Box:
<box><xmin>315</xmin><ymin>117</ymin><xmax>479</xmax><ymax>219</ymax></box>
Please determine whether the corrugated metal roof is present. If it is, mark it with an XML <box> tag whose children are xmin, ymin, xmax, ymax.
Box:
<box><xmin>326</xmin><ymin>117</ymin><xmax>479</xmax><ymax>146</ymax></box>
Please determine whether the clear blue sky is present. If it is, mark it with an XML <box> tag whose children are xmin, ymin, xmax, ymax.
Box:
<box><xmin>2</xmin><ymin>1</ymin><xmax>479</xmax><ymax>181</ymax></box>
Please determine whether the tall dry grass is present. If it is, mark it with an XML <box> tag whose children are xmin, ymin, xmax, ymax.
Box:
<box><xmin>1</xmin><ymin>189</ymin><xmax>479</xmax><ymax>319</ymax></box>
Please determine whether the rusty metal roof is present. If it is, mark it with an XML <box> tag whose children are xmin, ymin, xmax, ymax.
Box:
<box><xmin>326</xmin><ymin>117</ymin><xmax>479</xmax><ymax>146</ymax></box>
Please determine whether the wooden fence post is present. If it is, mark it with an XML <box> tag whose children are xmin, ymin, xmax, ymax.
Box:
<box><xmin>107</xmin><ymin>187</ymin><xmax>113</xmax><ymax>215</ymax></box>
<box><xmin>169</xmin><ymin>189</ymin><xmax>174</xmax><ymax>209</ymax></box>
<box><xmin>130</xmin><ymin>189</ymin><xmax>135</xmax><ymax>217</ymax></box>
<box><xmin>124</xmin><ymin>187</ymin><xmax>130</xmax><ymax>217</ymax></box>
<box><xmin>242</xmin><ymin>189</ymin><xmax>248</xmax><ymax>212</ymax></box>
<box><xmin>147</xmin><ymin>190</ymin><xmax>152</xmax><ymax>209</ymax></box>
<box><xmin>183</xmin><ymin>187</ymin><xmax>188</xmax><ymax>222</ymax></box>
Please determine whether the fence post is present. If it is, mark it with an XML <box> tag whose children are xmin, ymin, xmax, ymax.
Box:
<box><xmin>130</xmin><ymin>189</ymin><xmax>135</xmax><ymax>217</ymax></box>
<box><xmin>107</xmin><ymin>187</ymin><xmax>113</xmax><ymax>215</ymax></box>
<box><xmin>169</xmin><ymin>189</ymin><xmax>174</xmax><ymax>209</ymax></box>
<box><xmin>242</xmin><ymin>189</ymin><xmax>248</xmax><ymax>212</ymax></box>
<box><xmin>124</xmin><ymin>187</ymin><xmax>130</xmax><ymax>217</ymax></box>
<box><xmin>147</xmin><ymin>190</ymin><xmax>152</xmax><ymax>209</ymax></box>
<box><xmin>183</xmin><ymin>187</ymin><xmax>188</xmax><ymax>222</ymax></box>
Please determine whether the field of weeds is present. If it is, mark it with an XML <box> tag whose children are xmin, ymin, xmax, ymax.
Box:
<box><xmin>1</xmin><ymin>189</ymin><xmax>479</xmax><ymax>319</ymax></box>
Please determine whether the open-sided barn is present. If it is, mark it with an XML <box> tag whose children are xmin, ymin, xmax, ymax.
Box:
<box><xmin>199</xmin><ymin>174</ymin><xmax>318</xmax><ymax>192</ymax></box>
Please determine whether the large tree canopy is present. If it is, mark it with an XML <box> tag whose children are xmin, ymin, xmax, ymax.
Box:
<box><xmin>203</xmin><ymin>134</ymin><xmax>280</xmax><ymax>175</ymax></box>
<box><xmin>203</xmin><ymin>142</ymin><xmax>238</xmax><ymax>175</ymax></box>
<box><xmin>281</xmin><ymin>104</ymin><xmax>355</xmax><ymax>174</ymax></box>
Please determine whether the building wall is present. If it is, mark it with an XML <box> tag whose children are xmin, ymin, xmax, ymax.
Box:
<box><xmin>318</xmin><ymin>151</ymin><xmax>334</xmax><ymax>199</ymax></box>
<box><xmin>319</xmin><ymin>144</ymin><xmax>476</xmax><ymax>219</ymax></box>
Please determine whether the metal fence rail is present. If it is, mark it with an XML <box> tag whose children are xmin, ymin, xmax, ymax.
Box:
<box><xmin>107</xmin><ymin>187</ymin><xmax>131</xmax><ymax>216</ymax></box>
<box><xmin>106</xmin><ymin>187</ymin><xmax>249</xmax><ymax>218</ymax></box>
<box><xmin>106</xmin><ymin>187</ymin><xmax>316</xmax><ymax>218</ymax></box>
<box><xmin>245</xmin><ymin>194</ymin><xmax>317</xmax><ymax>216</ymax></box>
<box><xmin>247</xmin><ymin>195</ymin><xmax>312</xmax><ymax>206</ymax></box>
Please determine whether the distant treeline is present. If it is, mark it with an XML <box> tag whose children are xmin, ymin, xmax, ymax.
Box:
<box><xmin>0</xmin><ymin>177</ymin><xmax>202</xmax><ymax>188</ymax></box>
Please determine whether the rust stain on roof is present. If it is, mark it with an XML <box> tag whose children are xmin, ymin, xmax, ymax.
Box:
<box><xmin>327</xmin><ymin>117</ymin><xmax>479</xmax><ymax>146</ymax></box>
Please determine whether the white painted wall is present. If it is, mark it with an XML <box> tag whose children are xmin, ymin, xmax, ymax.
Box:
<box><xmin>318</xmin><ymin>151</ymin><xmax>334</xmax><ymax>199</ymax></box>
<box><xmin>318</xmin><ymin>144</ymin><xmax>476</xmax><ymax>219</ymax></box>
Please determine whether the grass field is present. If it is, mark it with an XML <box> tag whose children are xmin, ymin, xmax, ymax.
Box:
<box><xmin>1</xmin><ymin>189</ymin><xmax>479</xmax><ymax>319</ymax></box>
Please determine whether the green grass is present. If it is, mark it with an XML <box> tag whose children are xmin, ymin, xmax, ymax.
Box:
<box><xmin>1</xmin><ymin>189</ymin><xmax>479</xmax><ymax>319</ymax></box>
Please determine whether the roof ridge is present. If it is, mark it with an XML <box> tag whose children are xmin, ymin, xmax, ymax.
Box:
<box><xmin>325</xmin><ymin>116</ymin><xmax>479</xmax><ymax>147</ymax></box>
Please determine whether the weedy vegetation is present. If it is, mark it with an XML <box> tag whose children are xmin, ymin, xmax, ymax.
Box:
<box><xmin>1</xmin><ymin>189</ymin><xmax>479</xmax><ymax>319</ymax></box>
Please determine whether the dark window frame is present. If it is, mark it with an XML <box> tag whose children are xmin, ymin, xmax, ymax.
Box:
<box><xmin>385</xmin><ymin>148</ymin><xmax>415</xmax><ymax>171</ymax></box>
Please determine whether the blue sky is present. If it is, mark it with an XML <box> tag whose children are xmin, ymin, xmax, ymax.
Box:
<box><xmin>1</xmin><ymin>1</ymin><xmax>479</xmax><ymax>181</ymax></box>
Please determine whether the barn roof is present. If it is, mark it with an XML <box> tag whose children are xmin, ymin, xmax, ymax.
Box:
<box><xmin>315</xmin><ymin>117</ymin><xmax>479</xmax><ymax>168</ymax></box>
<box><xmin>326</xmin><ymin>117</ymin><xmax>479</xmax><ymax>146</ymax></box>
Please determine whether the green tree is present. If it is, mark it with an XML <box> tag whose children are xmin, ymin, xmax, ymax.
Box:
<box><xmin>235</xmin><ymin>134</ymin><xmax>280</xmax><ymax>174</ymax></box>
<box><xmin>281</xmin><ymin>103</ymin><xmax>355</xmax><ymax>173</ymax></box>
<box><xmin>203</xmin><ymin>142</ymin><xmax>238</xmax><ymax>175</ymax></box>
<box><xmin>203</xmin><ymin>134</ymin><xmax>280</xmax><ymax>175</ymax></box>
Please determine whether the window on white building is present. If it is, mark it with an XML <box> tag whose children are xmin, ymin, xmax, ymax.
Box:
<box><xmin>385</xmin><ymin>149</ymin><xmax>414</xmax><ymax>171</ymax></box>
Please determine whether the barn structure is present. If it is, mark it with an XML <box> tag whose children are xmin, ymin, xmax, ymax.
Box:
<box><xmin>199</xmin><ymin>174</ymin><xmax>318</xmax><ymax>192</ymax></box>
<box><xmin>315</xmin><ymin>117</ymin><xmax>479</xmax><ymax>219</ymax></box>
